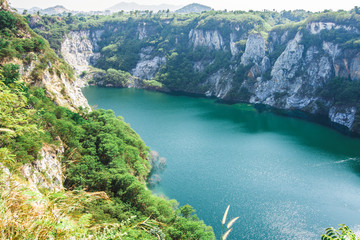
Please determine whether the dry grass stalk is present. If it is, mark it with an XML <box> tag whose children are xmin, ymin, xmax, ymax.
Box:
<box><xmin>227</xmin><ymin>217</ymin><xmax>239</xmax><ymax>229</ymax></box>
<box><xmin>222</xmin><ymin>228</ymin><xmax>232</xmax><ymax>240</ymax></box>
<box><xmin>222</xmin><ymin>205</ymin><xmax>230</xmax><ymax>224</ymax></box>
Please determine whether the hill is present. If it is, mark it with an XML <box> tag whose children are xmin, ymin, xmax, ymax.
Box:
<box><xmin>15</xmin><ymin>5</ymin><xmax>70</xmax><ymax>15</ymax></box>
<box><xmin>176</xmin><ymin>3</ymin><xmax>212</xmax><ymax>13</ymax></box>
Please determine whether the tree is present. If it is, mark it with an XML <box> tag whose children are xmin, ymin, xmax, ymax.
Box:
<box><xmin>180</xmin><ymin>204</ymin><xmax>195</xmax><ymax>219</ymax></box>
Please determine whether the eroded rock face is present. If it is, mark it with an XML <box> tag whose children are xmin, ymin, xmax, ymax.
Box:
<box><xmin>350</xmin><ymin>54</ymin><xmax>360</xmax><ymax>81</ymax></box>
<box><xmin>41</xmin><ymin>70</ymin><xmax>90</xmax><ymax>110</ymax></box>
<box><xmin>271</xmin><ymin>32</ymin><xmax>304</xmax><ymax>82</ymax></box>
<box><xmin>137</xmin><ymin>22</ymin><xmax>147</xmax><ymax>40</ymax></box>
<box><xmin>230</xmin><ymin>32</ymin><xmax>239</xmax><ymax>56</ymax></box>
<box><xmin>204</xmin><ymin>69</ymin><xmax>233</xmax><ymax>98</ymax></box>
<box><xmin>189</xmin><ymin>29</ymin><xmax>225</xmax><ymax>50</ymax></box>
<box><xmin>59</xmin><ymin>22</ymin><xmax>360</xmax><ymax>132</ymax></box>
<box><xmin>61</xmin><ymin>30</ymin><xmax>102</xmax><ymax>77</ymax></box>
<box><xmin>131</xmin><ymin>47</ymin><xmax>166</xmax><ymax>80</ymax></box>
<box><xmin>21</xmin><ymin>142</ymin><xmax>64</xmax><ymax>192</ymax></box>
<box><xmin>241</xmin><ymin>34</ymin><xmax>266</xmax><ymax>66</ymax></box>
<box><xmin>329</xmin><ymin>107</ymin><xmax>357</xmax><ymax>129</ymax></box>
<box><xmin>308</xmin><ymin>21</ymin><xmax>359</xmax><ymax>35</ymax></box>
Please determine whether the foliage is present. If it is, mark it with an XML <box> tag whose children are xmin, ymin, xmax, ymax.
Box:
<box><xmin>0</xmin><ymin>172</ymin><xmax>104</xmax><ymax>240</ymax></box>
<box><xmin>0</xmin><ymin>10</ymin><xmax>18</xmax><ymax>32</ymax></box>
<box><xmin>0</xmin><ymin>7</ymin><xmax>215</xmax><ymax>238</ymax></box>
<box><xmin>0</xmin><ymin>73</ymin><xmax>215</xmax><ymax>239</ymax></box>
<box><xmin>319</xmin><ymin>77</ymin><xmax>360</xmax><ymax>106</ymax></box>
<box><xmin>321</xmin><ymin>224</ymin><xmax>359</xmax><ymax>240</ymax></box>
<box><xmin>0</xmin><ymin>63</ymin><xmax>20</xmax><ymax>85</ymax></box>
<box><xmin>94</xmin><ymin>68</ymin><xmax>131</xmax><ymax>86</ymax></box>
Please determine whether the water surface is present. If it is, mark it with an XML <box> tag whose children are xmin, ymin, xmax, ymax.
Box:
<box><xmin>83</xmin><ymin>87</ymin><xmax>360</xmax><ymax>240</ymax></box>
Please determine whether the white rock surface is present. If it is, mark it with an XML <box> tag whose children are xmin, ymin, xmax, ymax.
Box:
<box><xmin>131</xmin><ymin>47</ymin><xmax>166</xmax><ymax>80</ymax></box>
<box><xmin>189</xmin><ymin>29</ymin><xmax>224</xmax><ymax>50</ymax></box>
<box><xmin>21</xmin><ymin>142</ymin><xmax>65</xmax><ymax>191</ymax></box>
<box><xmin>329</xmin><ymin>107</ymin><xmax>357</xmax><ymax>129</ymax></box>
<box><xmin>241</xmin><ymin>34</ymin><xmax>266</xmax><ymax>65</ymax></box>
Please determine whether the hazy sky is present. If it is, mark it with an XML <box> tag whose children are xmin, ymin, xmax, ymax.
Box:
<box><xmin>9</xmin><ymin>0</ymin><xmax>360</xmax><ymax>12</ymax></box>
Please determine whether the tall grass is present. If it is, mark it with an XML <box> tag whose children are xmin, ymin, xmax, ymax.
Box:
<box><xmin>0</xmin><ymin>171</ymin><xmax>106</xmax><ymax>239</ymax></box>
<box><xmin>220</xmin><ymin>205</ymin><xmax>239</xmax><ymax>240</ymax></box>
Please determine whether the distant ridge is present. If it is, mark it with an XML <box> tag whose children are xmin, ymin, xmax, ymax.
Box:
<box><xmin>107</xmin><ymin>2</ymin><xmax>181</xmax><ymax>12</ymax></box>
<box><xmin>175</xmin><ymin>3</ymin><xmax>212</xmax><ymax>14</ymax></box>
<box><xmin>42</xmin><ymin>5</ymin><xmax>70</xmax><ymax>15</ymax></box>
<box><xmin>15</xmin><ymin>5</ymin><xmax>70</xmax><ymax>15</ymax></box>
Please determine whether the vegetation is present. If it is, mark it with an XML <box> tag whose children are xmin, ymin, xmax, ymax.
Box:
<box><xmin>320</xmin><ymin>77</ymin><xmax>360</xmax><ymax>106</ymax></box>
<box><xmin>220</xmin><ymin>205</ymin><xmax>239</xmax><ymax>240</ymax></box>
<box><xmin>321</xmin><ymin>224</ymin><xmax>359</xmax><ymax>240</ymax></box>
<box><xmin>93</xmin><ymin>68</ymin><xmax>132</xmax><ymax>86</ymax></box>
<box><xmin>3</xmin><ymin>2</ymin><xmax>360</xmax><ymax>239</ymax></box>
<box><xmin>0</xmin><ymin>5</ymin><xmax>215</xmax><ymax>239</ymax></box>
<box><xmin>0</xmin><ymin>61</ymin><xmax>215</xmax><ymax>240</ymax></box>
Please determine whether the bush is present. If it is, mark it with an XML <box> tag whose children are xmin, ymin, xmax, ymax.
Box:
<box><xmin>0</xmin><ymin>10</ymin><xmax>18</xmax><ymax>32</ymax></box>
<box><xmin>0</xmin><ymin>63</ymin><xmax>20</xmax><ymax>85</ymax></box>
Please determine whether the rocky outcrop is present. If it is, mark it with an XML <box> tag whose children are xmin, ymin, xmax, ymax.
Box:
<box><xmin>271</xmin><ymin>32</ymin><xmax>304</xmax><ymax>83</ymax></box>
<box><xmin>57</xmin><ymin>20</ymin><xmax>360</xmax><ymax>133</ymax></box>
<box><xmin>241</xmin><ymin>34</ymin><xmax>266</xmax><ymax>65</ymax></box>
<box><xmin>14</xmin><ymin>58</ymin><xmax>90</xmax><ymax>111</ymax></box>
<box><xmin>308</xmin><ymin>21</ymin><xmax>359</xmax><ymax>35</ymax></box>
<box><xmin>189</xmin><ymin>29</ymin><xmax>225</xmax><ymax>50</ymax></box>
<box><xmin>229</xmin><ymin>33</ymin><xmax>239</xmax><ymax>56</ymax></box>
<box><xmin>21</xmin><ymin>142</ymin><xmax>64</xmax><ymax>191</ymax></box>
<box><xmin>350</xmin><ymin>54</ymin><xmax>360</xmax><ymax>80</ymax></box>
<box><xmin>329</xmin><ymin>106</ymin><xmax>357</xmax><ymax>129</ymax></box>
<box><xmin>61</xmin><ymin>30</ymin><xmax>102</xmax><ymax>78</ymax></box>
<box><xmin>131</xmin><ymin>46</ymin><xmax>166</xmax><ymax>80</ymax></box>
<box><xmin>204</xmin><ymin>69</ymin><xmax>233</xmax><ymax>98</ymax></box>
<box><xmin>41</xmin><ymin>69</ymin><xmax>90</xmax><ymax>110</ymax></box>
<box><xmin>137</xmin><ymin>22</ymin><xmax>147</xmax><ymax>40</ymax></box>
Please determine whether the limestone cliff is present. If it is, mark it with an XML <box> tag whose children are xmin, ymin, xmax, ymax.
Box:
<box><xmin>61</xmin><ymin>30</ymin><xmax>102</xmax><ymax>79</ymax></box>
<box><xmin>189</xmin><ymin>29</ymin><xmax>225</xmax><ymax>50</ymax></box>
<box><xmin>56</xmin><ymin>17</ymin><xmax>360</xmax><ymax>133</ymax></box>
<box><xmin>16</xmin><ymin>58</ymin><xmax>89</xmax><ymax>111</ymax></box>
<box><xmin>131</xmin><ymin>46</ymin><xmax>166</xmax><ymax>80</ymax></box>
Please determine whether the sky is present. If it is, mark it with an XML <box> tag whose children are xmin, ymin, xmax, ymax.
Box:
<box><xmin>8</xmin><ymin>0</ymin><xmax>360</xmax><ymax>12</ymax></box>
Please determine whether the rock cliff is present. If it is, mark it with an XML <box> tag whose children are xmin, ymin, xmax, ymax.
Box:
<box><xmin>57</xmin><ymin>17</ymin><xmax>360</xmax><ymax>133</ymax></box>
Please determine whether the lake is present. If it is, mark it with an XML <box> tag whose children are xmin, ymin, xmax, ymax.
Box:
<box><xmin>83</xmin><ymin>87</ymin><xmax>360</xmax><ymax>240</ymax></box>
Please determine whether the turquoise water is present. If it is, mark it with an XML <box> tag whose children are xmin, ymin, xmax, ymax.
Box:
<box><xmin>83</xmin><ymin>87</ymin><xmax>360</xmax><ymax>240</ymax></box>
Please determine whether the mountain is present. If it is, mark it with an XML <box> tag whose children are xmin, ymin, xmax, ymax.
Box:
<box><xmin>41</xmin><ymin>5</ymin><xmax>69</xmax><ymax>15</ymax></box>
<box><xmin>107</xmin><ymin>2</ymin><xmax>180</xmax><ymax>12</ymax></box>
<box><xmin>15</xmin><ymin>5</ymin><xmax>70</xmax><ymax>15</ymax></box>
<box><xmin>175</xmin><ymin>3</ymin><xmax>212</xmax><ymax>13</ymax></box>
